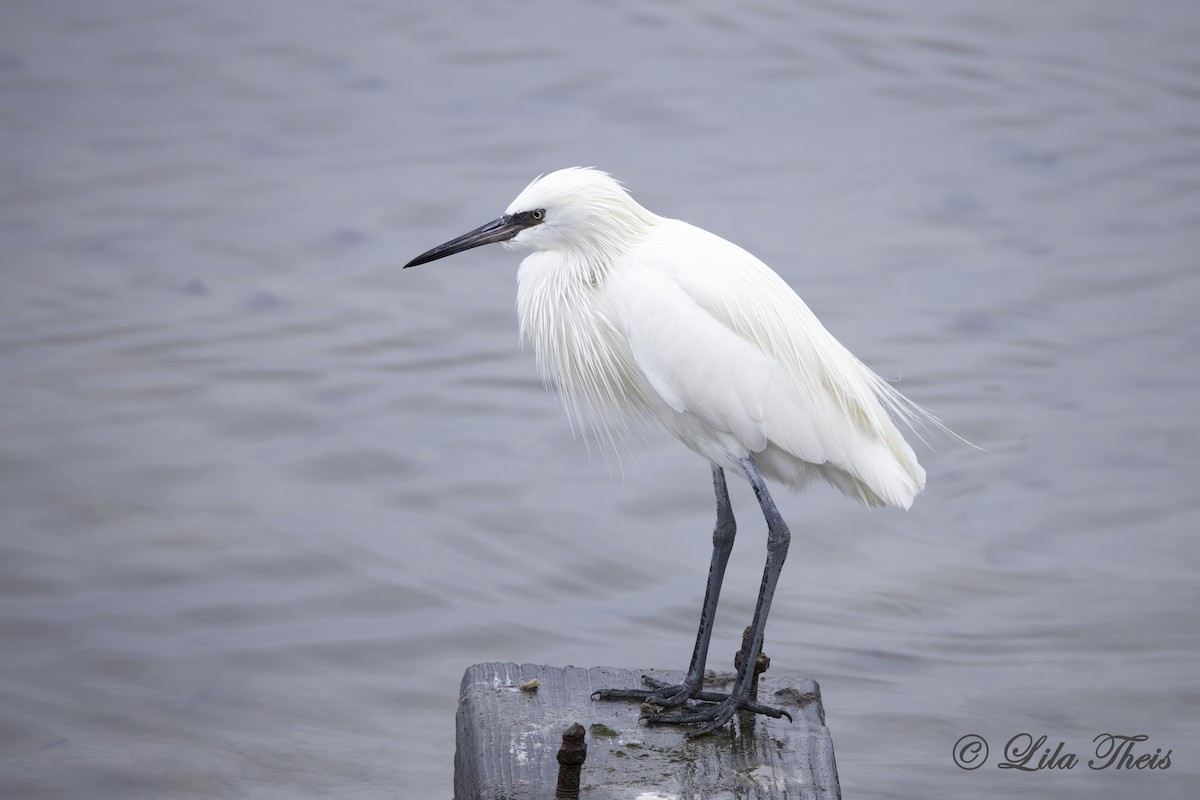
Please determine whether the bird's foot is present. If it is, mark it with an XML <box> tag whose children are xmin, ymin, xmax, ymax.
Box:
<box><xmin>591</xmin><ymin>674</ymin><xmax>699</xmax><ymax>709</ymax></box>
<box><xmin>645</xmin><ymin>694</ymin><xmax>793</xmax><ymax>738</ymax></box>
<box><xmin>593</xmin><ymin>674</ymin><xmax>792</xmax><ymax>736</ymax></box>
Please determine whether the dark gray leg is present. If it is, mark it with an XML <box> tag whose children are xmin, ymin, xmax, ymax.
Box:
<box><xmin>679</xmin><ymin>465</ymin><xmax>738</xmax><ymax>688</ymax></box>
<box><xmin>644</xmin><ymin>455</ymin><xmax>792</xmax><ymax>736</ymax></box>
<box><xmin>594</xmin><ymin>465</ymin><xmax>737</xmax><ymax>707</ymax></box>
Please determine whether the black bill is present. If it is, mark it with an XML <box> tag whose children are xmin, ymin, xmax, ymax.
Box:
<box><xmin>404</xmin><ymin>215</ymin><xmax>529</xmax><ymax>269</ymax></box>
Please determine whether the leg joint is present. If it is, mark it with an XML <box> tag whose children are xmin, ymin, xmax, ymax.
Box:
<box><xmin>766</xmin><ymin>523</ymin><xmax>790</xmax><ymax>553</ymax></box>
<box><xmin>712</xmin><ymin>515</ymin><xmax>736</xmax><ymax>549</ymax></box>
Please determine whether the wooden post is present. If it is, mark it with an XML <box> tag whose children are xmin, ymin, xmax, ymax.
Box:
<box><xmin>454</xmin><ymin>663</ymin><xmax>841</xmax><ymax>799</ymax></box>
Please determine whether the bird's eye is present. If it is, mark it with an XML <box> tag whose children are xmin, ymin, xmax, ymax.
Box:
<box><xmin>531</xmin><ymin>209</ymin><xmax>544</xmax><ymax>221</ymax></box>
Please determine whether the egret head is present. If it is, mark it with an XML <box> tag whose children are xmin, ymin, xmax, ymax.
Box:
<box><xmin>404</xmin><ymin>167</ymin><xmax>658</xmax><ymax>269</ymax></box>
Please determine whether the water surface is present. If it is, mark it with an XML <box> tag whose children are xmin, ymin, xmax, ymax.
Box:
<box><xmin>2</xmin><ymin>1</ymin><xmax>1198</xmax><ymax>797</ymax></box>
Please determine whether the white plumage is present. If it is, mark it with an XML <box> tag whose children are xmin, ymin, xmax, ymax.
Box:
<box><xmin>404</xmin><ymin>166</ymin><xmax>950</xmax><ymax>734</ymax></box>
<box><xmin>504</xmin><ymin>167</ymin><xmax>930</xmax><ymax>509</ymax></box>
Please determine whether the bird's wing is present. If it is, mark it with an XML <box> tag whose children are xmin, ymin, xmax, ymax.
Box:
<box><xmin>611</xmin><ymin>219</ymin><xmax>926</xmax><ymax>507</ymax></box>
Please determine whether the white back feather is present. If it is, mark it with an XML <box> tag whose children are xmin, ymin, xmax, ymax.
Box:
<box><xmin>507</xmin><ymin>168</ymin><xmax>954</xmax><ymax>508</ymax></box>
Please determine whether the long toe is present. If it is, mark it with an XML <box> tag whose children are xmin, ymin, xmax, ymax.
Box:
<box><xmin>644</xmin><ymin>698</ymin><xmax>740</xmax><ymax>734</ymax></box>
<box><xmin>643</xmin><ymin>696</ymin><xmax>792</xmax><ymax>736</ymax></box>
<box><xmin>592</xmin><ymin>684</ymin><xmax>694</xmax><ymax>709</ymax></box>
<box><xmin>648</xmin><ymin>686</ymin><xmax>693</xmax><ymax>708</ymax></box>
<box><xmin>591</xmin><ymin>687</ymin><xmax>657</xmax><ymax>702</ymax></box>
<box><xmin>593</xmin><ymin>674</ymin><xmax>701</xmax><ymax>709</ymax></box>
<box><xmin>642</xmin><ymin>677</ymin><xmax>698</xmax><ymax>708</ymax></box>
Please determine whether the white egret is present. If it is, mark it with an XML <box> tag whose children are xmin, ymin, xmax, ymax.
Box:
<box><xmin>405</xmin><ymin>168</ymin><xmax>945</xmax><ymax>735</ymax></box>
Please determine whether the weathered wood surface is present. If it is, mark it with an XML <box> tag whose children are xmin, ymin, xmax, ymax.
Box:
<box><xmin>454</xmin><ymin>663</ymin><xmax>841</xmax><ymax>800</ymax></box>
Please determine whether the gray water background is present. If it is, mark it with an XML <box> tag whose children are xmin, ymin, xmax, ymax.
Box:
<box><xmin>2</xmin><ymin>1</ymin><xmax>1199</xmax><ymax>797</ymax></box>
